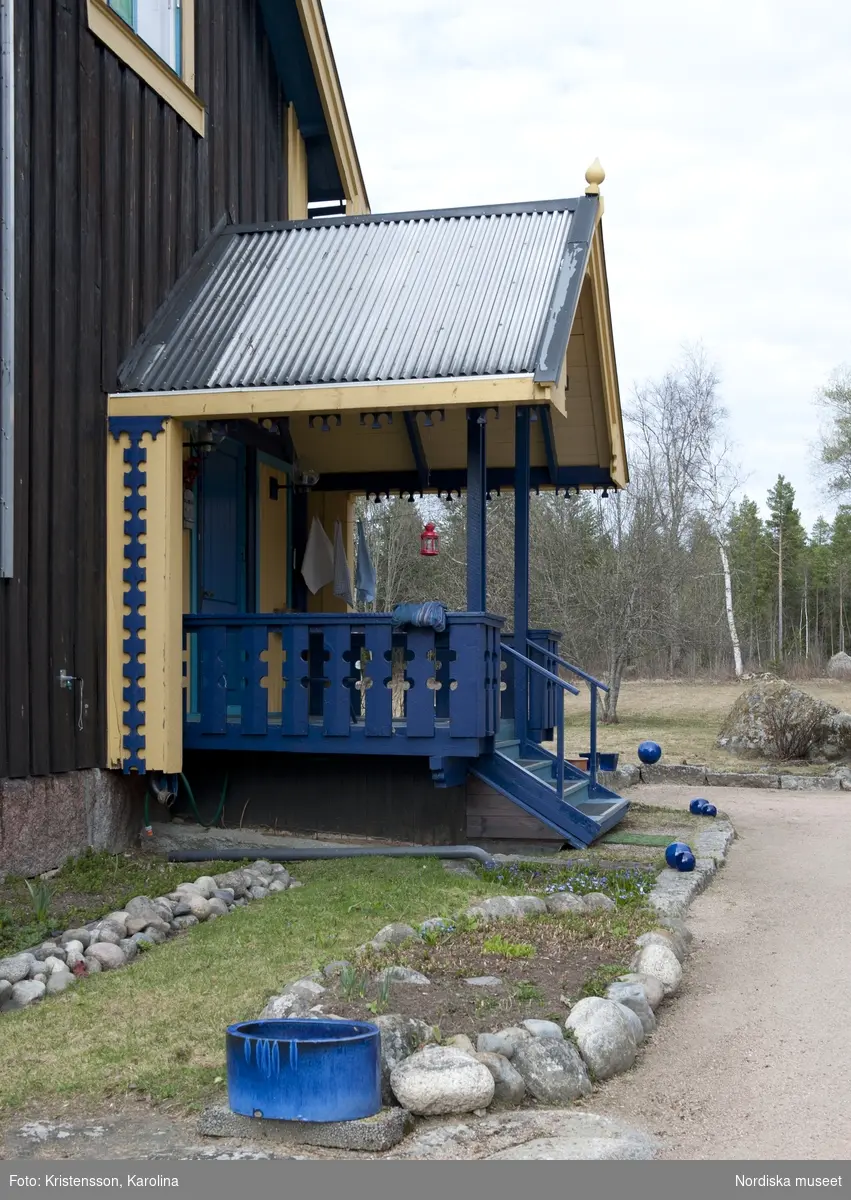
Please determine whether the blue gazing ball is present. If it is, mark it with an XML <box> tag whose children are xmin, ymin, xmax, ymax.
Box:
<box><xmin>704</xmin><ymin>804</ymin><xmax>717</xmax><ymax>817</ymax></box>
<box><xmin>675</xmin><ymin>849</ymin><xmax>696</xmax><ymax>872</ymax></box>
<box><xmin>689</xmin><ymin>798</ymin><xmax>707</xmax><ymax>814</ymax></box>
<box><xmin>665</xmin><ymin>841</ymin><xmax>690</xmax><ymax>868</ymax></box>
<box><xmin>637</xmin><ymin>740</ymin><xmax>662</xmax><ymax>765</ymax></box>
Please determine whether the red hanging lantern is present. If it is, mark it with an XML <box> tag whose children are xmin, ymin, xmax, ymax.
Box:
<box><xmin>420</xmin><ymin>521</ymin><xmax>440</xmax><ymax>557</ymax></box>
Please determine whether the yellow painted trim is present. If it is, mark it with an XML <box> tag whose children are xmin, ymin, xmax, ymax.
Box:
<box><xmin>286</xmin><ymin>103</ymin><xmax>309</xmax><ymax>222</ymax></box>
<box><xmin>106</xmin><ymin>433</ymin><xmax>130</xmax><ymax>770</ymax></box>
<box><xmin>141</xmin><ymin>421</ymin><xmax>185</xmax><ymax>773</ymax></box>
<box><xmin>586</xmin><ymin>225</ymin><xmax>629</xmax><ymax>487</ymax></box>
<box><xmin>294</xmin><ymin>0</ymin><xmax>369</xmax><ymax>214</ymax></box>
<box><xmin>86</xmin><ymin>0</ymin><xmax>205</xmax><ymax>138</ymax></box>
<box><xmin>106</xmin><ymin>422</ymin><xmax>184</xmax><ymax>775</ymax></box>
<box><xmin>108</xmin><ymin>376</ymin><xmax>549</xmax><ymax>420</ymax></box>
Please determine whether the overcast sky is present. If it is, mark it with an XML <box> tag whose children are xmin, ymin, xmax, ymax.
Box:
<box><xmin>323</xmin><ymin>0</ymin><xmax>851</xmax><ymax>530</ymax></box>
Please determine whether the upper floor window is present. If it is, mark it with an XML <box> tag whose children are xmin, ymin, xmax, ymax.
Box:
<box><xmin>108</xmin><ymin>0</ymin><xmax>182</xmax><ymax>76</ymax></box>
<box><xmin>86</xmin><ymin>0</ymin><xmax>204</xmax><ymax>136</ymax></box>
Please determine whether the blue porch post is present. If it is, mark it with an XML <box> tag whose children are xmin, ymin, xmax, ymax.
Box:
<box><xmin>513</xmin><ymin>406</ymin><xmax>531</xmax><ymax>745</ymax></box>
<box><xmin>466</xmin><ymin>409</ymin><xmax>487</xmax><ymax>611</ymax></box>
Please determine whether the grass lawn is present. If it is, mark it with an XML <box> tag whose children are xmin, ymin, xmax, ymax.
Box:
<box><xmin>562</xmin><ymin>677</ymin><xmax>851</xmax><ymax>774</ymax></box>
<box><xmin>0</xmin><ymin>853</ymin><xmax>663</xmax><ymax>1116</ymax></box>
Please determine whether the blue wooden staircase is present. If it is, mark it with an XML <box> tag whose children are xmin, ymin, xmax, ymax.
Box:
<box><xmin>468</xmin><ymin>641</ymin><xmax>630</xmax><ymax>849</ymax></box>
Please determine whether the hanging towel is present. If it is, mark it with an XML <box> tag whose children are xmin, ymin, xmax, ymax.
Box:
<box><xmin>301</xmin><ymin>517</ymin><xmax>335</xmax><ymax>595</ymax></box>
<box><xmin>355</xmin><ymin>518</ymin><xmax>377</xmax><ymax>605</ymax></box>
<box><xmin>333</xmin><ymin>520</ymin><xmax>354</xmax><ymax>606</ymax></box>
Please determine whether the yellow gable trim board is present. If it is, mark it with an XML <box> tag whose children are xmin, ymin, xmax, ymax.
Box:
<box><xmin>294</xmin><ymin>0</ymin><xmax>369</xmax><ymax>214</ymax></box>
<box><xmin>107</xmin><ymin>421</ymin><xmax>185</xmax><ymax>775</ymax></box>
<box><xmin>108</xmin><ymin>376</ymin><xmax>553</xmax><ymax>420</ymax></box>
<box><xmin>587</xmin><ymin>226</ymin><xmax>628</xmax><ymax>487</ymax></box>
<box><xmin>286</xmin><ymin>103</ymin><xmax>309</xmax><ymax>221</ymax></box>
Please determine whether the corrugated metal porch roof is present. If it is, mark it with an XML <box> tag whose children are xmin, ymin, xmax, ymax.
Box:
<box><xmin>118</xmin><ymin>197</ymin><xmax>599</xmax><ymax>394</ymax></box>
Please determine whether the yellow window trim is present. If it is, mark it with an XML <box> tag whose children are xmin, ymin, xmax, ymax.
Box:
<box><xmin>86</xmin><ymin>0</ymin><xmax>205</xmax><ymax>138</ymax></box>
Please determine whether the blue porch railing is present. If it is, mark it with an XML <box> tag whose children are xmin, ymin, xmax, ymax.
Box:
<box><xmin>500</xmin><ymin>642</ymin><xmax>580</xmax><ymax>798</ymax></box>
<box><xmin>183</xmin><ymin>612</ymin><xmax>503</xmax><ymax>755</ymax></box>
<box><xmin>523</xmin><ymin>638</ymin><xmax>609</xmax><ymax>792</ymax></box>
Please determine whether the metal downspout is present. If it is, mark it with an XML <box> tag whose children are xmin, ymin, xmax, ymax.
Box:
<box><xmin>0</xmin><ymin>0</ymin><xmax>14</xmax><ymax>578</ymax></box>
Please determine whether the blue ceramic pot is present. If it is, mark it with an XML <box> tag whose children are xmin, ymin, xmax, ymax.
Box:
<box><xmin>226</xmin><ymin>1019</ymin><xmax>381</xmax><ymax>1123</ymax></box>
<box><xmin>637</xmin><ymin>741</ymin><xmax>662</xmax><ymax>765</ymax></box>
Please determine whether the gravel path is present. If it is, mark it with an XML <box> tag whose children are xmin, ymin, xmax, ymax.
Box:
<box><xmin>593</xmin><ymin>784</ymin><xmax>851</xmax><ymax>1159</ymax></box>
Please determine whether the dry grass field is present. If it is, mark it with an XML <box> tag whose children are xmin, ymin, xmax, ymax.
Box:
<box><xmin>562</xmin><ymin>677</ymin><xmax>851</xmax><ymax>774</ymax></box>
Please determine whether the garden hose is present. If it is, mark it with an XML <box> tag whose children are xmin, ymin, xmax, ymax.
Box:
<box><xmin>145</xmin><ymin>773</ymin><xmax>229</xmax><ymax>835</ymax></box>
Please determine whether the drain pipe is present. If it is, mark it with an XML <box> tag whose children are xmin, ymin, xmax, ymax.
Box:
<box><xmin>0</xmin><ymin>0</ymin><xmax>15</xmax><ymax>578</ymax></box>
<box><xmin>168</xmin><ymin>846</ymin><xmax>497</xmax><ymax>868</ymax></box>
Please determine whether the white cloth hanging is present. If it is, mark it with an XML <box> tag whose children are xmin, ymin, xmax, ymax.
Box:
<box><xmin>301</xmin><ymin>517</ymin><xmax>335</xmax><ymax>595</ymax></box>
<box><xmin>333</xmin><ymin>520</ymin><xmax>354</xmax><ymax>606</ymax></box>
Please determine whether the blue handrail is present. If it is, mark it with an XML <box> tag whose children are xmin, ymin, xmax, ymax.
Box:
<box><xmin>524</xmin><ymin>640</ymin><xmax>609</xmax><ymax>693</ymax></box>
<box><xmin>501</xmin><ymin>642</ymin><xmax>581</xmax><ymax>799</ymax></box>
<box><xmin>523</xmin><ymin>639</ymin><xmax>606</xmax><ymax>792</ymax></box>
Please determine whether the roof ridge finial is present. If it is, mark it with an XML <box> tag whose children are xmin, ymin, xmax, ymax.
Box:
<box><xmin>585</xmin><ymin>158</ymin><xmax>605</xmax><ymax>196</ymax></box>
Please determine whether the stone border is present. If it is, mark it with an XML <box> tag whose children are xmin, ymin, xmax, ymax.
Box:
<box><xmin>599</xmin><ymin>762</ymin><xmax>851</xmax><ymax>791</ymax></box>
<box><xmin>200</xmin><ymin>830</ymin><xmax>735</xmax><ymax>1150</ymax></box>
<box><xmin>0</xmin><ymin>859</ymin><xmax>299</xmax><ymax>1014</ymax></box>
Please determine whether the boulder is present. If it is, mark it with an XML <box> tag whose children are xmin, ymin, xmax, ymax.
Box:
<box><xmin>613</xmin><ymin>1001</ymin><xmax>645</xmax><ymax>1045</ymax></box>
<box><xmin>606</xmin><ymin>982</ymin><xmax>656</xmax><ymax>1036</ymax></box>
<box><xmin>390</xmin><ymin>1045</ymin><xmax>494</xmax><ymax>1115</ymax></box>
<box><xmin>266</xmin><ymin>880</ymin><xmax>289</xmax><ymax>894</ymax></box>
<box><xmin>475</xmin><ymin>1052</ymin><xmax>526</xmax><ymax>1106</ymax></box>
<box><xmin>125</xmin><ymin>897</ymin><xmax>166</xmax><ymax>926</ymax></box>
<box><xmin>206</xmin><ymin>898</ymin><xmax>230</xmax><ymax>918</ymax></box>
<box><xmin>445</xmin><ymin>1034</ymin><xmax>477</xmax><ymax>1055</ymax></box>
<box><xmin>545</xmin><ymin>893</ymin><xmax>588</xmax><ymax>916</ymax></box>
<box><xmin>511</xmin><ymin>1037</ymin><xmax>592</xmax><ymax>1103</ymax></box>
<box><xmin>119</xmin><ymin>938</ymin><xmax>139</xmax><ymax>961</ymax></box>
<box><xmin>615</xmin><ymin>972</ymin><xmax>665</xmax><ymax>1011</ymax></box>
<box><xmin>827</xmin><ymin>651</ymin><xmax>851</xmax><ymax>680</ymax></box>
<box><xmin>46</xmin><ymin>968</ymin><xmax>76</xmax><ymax>995</ymax></box>
<box><xmin>248</xmin><ymin>885</ymin><xmax>269</xmax><ymax>901</ymax></box>
<box><xmin>90</xmin><ymin>926</ymin><xmax>122</xmax><ymax>946</ymax></box>
<box><xmin>283</xmin><ymin>978</ymin><xmax>326</xmax><ymax>1002</ymax></box>
<box><xmin>2</xmin><ymin>979</ymin><xmax>46</xmax><ymax>1010</ymax></box>
<box><xmin>464</xmin><ymin>976</ymin><xmax>503</xmax><ymax>989</ymax></box>
<box><xmin>172</xmin><ymin>915</ymin><xmax>200</xmax><ymax>931</ymax></box>
<box><xmin>373</xmin><ymin>923</ymin><xmax>420</xmax><ymax>946</ymax></box>
<box><xmin>192</xmin><ymin>876</ymin><xmax>219</xmax><ymax>899</ymax></box>
<box><xmin>59</xmin><ymin>928</ymin><xmax>91</xmax><ymax>949</ymax></box>
<box><xmin>582</xmin><ymin>893</ymin><xmax>617</xmax><ymax>913</ymax></box>
<box><xmin>86</xmin><ymin>943</ymin><xmax>126</xmax><ymax>971</ymax></box>
<box><xmin>375</xmin><ymin>966</ymin><xmax>430</xmax><ymax>987</ymax></box>
<box><xmin>0</xmin><ymin>979</ymin><xmax>11</xmax><ymax>1006</ymax></box>
<box><xmin>374</xmin><ymin>1014</ymin><xmax>436</xmax><ymax>1104</ymax></box>
<box><xmin>635</xmin><ymin>930</ymin><xmax>686</xmax><ymax>964</ymax></box>
<box><xmin>0</xmin><ymin>954</ymin><xmax>37</xmax><ymax>985</ymax></box>
<box><xmin>476</xmin><ymin>1029</ymin><xmax>532</xmax><ymax>1059</ymax></box>
<box><xmin>260</xmin><ymin>992</ymin><xmax>310</xmax><ymax>1019</ymax></box>
<box><xmin>716</xmin><ymin>680</ymin><xmax>850</xmax><ymax>762</ymax></box>
<box><xmin>566</xmin><ymin>997</ymin><xmax>637</xmax><ymax>1079</ymax></box>
<box><xmin>631</xmin><ymin>943</ymin><xmax>682</xmax><ymax>997</ymax></box>
<box><xmin>464</xmin><ymin>896</ymin><xmax>545</xmax><ymax>922</ymax></box>
<box><xmin>183</xmin><ymin>894</ymin><xmax>212</xmax><ymax>921</ymax></box>
<box><xmin>41</xmin><ymin>956</ymin><xmax>68</xmax><ymax>976</ymax></box>
<box><xmin>522</xmin><ymin>1019</ymin><xmax>564</xmax><ymax>1039</ymax></box>
<box><xmin>322</xmin><ymin>960</ymin><xmax>352</xmax><ymax>980</ymax></box>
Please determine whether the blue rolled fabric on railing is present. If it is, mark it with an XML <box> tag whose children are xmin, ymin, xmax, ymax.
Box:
<box><xmin>390</xmin><ymin>602</ymin><xmax>447</xmax><ymax>632</ymax></box>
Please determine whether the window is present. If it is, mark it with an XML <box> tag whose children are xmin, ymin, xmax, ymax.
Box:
<box><xmin>86</xmin><ymin>0</ymin><xmax>203</xmax><ymax>136</ymax></box>
<box><xmin>108</xmin><ymin>0</ymin><xmax>182</xmax><ymax>76</ymax></box>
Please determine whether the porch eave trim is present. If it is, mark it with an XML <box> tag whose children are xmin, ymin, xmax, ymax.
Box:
<box><xmin>107</xmin><ymin>373</ymin><xmax>553</xmax><ymax>419</ymax></box>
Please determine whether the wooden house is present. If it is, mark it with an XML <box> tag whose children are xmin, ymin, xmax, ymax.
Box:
<box><xmin>0</xmin><ymin>0</ymin><xmax>630</xmax><ymax>874</ymax></box>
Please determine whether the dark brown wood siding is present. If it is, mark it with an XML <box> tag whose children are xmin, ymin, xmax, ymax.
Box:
<box><xmin>0</xmin><ymin>0</ymin><xmax>288</xmax><ymax>779</ymax></box>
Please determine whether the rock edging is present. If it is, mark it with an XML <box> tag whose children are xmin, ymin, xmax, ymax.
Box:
<box><xmin>0</xmin><ymin>860</ymin><xmax>298</xmax><ymax>1015</ymax></box>
<box><xmin>601</xmin><ymin>762</ymin><xmax>851</xmax><ymax>791</ymax></box>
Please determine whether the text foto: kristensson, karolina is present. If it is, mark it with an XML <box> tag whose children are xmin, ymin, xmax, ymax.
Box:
<box><xmin>9</xmin><ymin>1175</ymin><xmax>180</xmax><ymax>1188</ymax></box>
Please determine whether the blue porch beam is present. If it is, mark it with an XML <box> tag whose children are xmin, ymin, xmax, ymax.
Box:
<box><xmin>466</xmin><ymin>409</ymin><xmax>487</xmax><ymax>611</ymax></box>
<box><xmin>538</xmin><ymin>405</ymin><xmax>559</xmax><ymax>487</ymax></box>
<box><xmin>313</xmin><ymin>466</ymin><xmax>616</xmax><ymax>493</ymax></box>
<box><xmin>403</xmin><ymin>411</ymin><xmax>430</xmax><ymax>490</ymax></box>
<box><xmin>514</xmin><ymin>406</ymin><xmax>531</xmax><ymax>745</ymax></box>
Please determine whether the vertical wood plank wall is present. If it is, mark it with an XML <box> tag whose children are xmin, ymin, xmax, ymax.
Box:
<box><xmin>0</xmin><ymin>0</ymin><xmax>292</xmax><ymax>779</ymax></box>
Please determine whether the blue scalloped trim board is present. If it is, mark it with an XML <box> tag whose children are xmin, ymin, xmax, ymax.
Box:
<box><xmin>108</xmin><ymin>416</ymin><xmax>169</xmax><ymax>774</ymax></box>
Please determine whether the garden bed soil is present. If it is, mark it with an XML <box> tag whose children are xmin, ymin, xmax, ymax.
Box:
<box><xmin>325</xmin><ymin>918</ymin><xmax>639</xmax><ymax>1037</ymax></box>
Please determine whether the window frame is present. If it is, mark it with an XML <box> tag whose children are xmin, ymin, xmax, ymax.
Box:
<box><xmin>86</xmin><ymin>0</ymin><xmax>205</xmax><ymax>137</ymax></box>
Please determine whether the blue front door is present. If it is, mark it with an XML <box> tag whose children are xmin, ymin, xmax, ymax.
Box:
<box><xmin>199</xmin><ymin>439</ymin><xmax>246</xmax><ymax>614</ymax></box>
